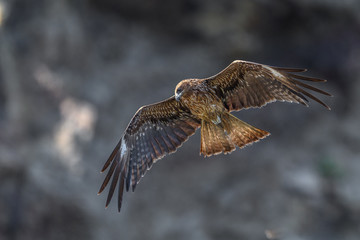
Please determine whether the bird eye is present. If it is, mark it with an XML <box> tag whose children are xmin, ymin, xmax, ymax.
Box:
<box><xmin>176</xmin><ymin>88</ymin><xmax>182</xmax><ymax>94</ymax></box>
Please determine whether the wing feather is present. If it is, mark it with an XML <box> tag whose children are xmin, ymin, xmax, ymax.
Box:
<box><xmin>98</xmin><ymin>96</ymin><xmax>200</xmax><ymax>211</ymax></box>
<box><xmin>117</xmin><ymin>168</ymin><xmax>125</xmax><ymax>211</ymax></box>
<box><xmin>106</xmin><ymin>159</ymin><xmax>121</xmax><ymax>207</ymax></box>
<box><xmin>206</xmin><ymin>60</ymin><xmax>331</xmax><ymax>111</ymax></box>
<box><xmin>271</xmin><ymin>67</ymin><xmax>307</xmax><ymax>72</ymax></box>
<box><xmin>287</xmin><ymin>72</ymin><xmax>327</xmax><ymax>82</ymax></box>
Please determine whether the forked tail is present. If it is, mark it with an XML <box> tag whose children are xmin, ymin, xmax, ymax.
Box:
<box><xmin>200</xmin><ymin>113</ymin><xmax>270</xmax><ymax>156</ymax></box>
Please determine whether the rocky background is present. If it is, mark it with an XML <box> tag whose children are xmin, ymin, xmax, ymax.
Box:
<box><xmin>0</xmin><ymin>0</ymin><xmax>359</xmax><ymax>239</ymax></box>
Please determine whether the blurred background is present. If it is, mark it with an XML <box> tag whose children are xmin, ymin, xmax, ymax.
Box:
<box><xmin>0</xmin><ymin>0</ymin><xmax>359</xmax><ymax>239</ymax></box>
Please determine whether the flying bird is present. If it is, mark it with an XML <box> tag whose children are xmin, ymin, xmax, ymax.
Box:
<box><xmin>98</xmin><ymin>60</ymin><xmax>331</xmax><ymax>211</ymax></box>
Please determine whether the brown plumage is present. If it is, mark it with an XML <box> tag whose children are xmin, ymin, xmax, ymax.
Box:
<box><xmin>98</xmin><ymin>60</ymin><xmax>331</xmax><ymax>211</ymax></box>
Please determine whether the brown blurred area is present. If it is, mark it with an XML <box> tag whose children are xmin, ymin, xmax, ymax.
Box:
<box><xmin>0</xmin><ymin>0</ymin><xmax>359</xmax><ymax>239</ymax></box>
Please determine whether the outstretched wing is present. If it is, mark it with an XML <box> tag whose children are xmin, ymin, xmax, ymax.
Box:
<box><xmin>98</xmin><ymin>96</ymin><xmax>200</xmax><ymax>211</ymax></box>
<box><xmin>206</xmin><ymin>60</ymin><xmax>331</xmax><ymax>111</ymax></box>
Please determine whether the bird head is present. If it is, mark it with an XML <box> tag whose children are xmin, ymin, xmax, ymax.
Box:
<box><xmin>175</xmin><ymin>79</ymin><xmax>193</xmax><ymax>101</ymax></box>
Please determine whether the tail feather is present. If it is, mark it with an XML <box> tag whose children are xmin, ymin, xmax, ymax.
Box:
<box><xmin>200</xmin><ymin>120</ymin><xmax>209</xmax><ymax>155</ymax></box>
<box><xmin>225</xmin><ymin>114</ymin><xmax>270</xmax><ymax>149</ymax></box>
<box><xmin>201</xmin><ymin>120</ymin><xmax>235</xmax><ymax>156</ymax></box>
<box><xmin>204</xmin><ymin>120</ymin><xmax>222</xmax><ymax>154</ymax></box>
<box><xmin>200</xmin><ymin>113</ymin><xmax>270</xmax><ymax>156</ymax></box>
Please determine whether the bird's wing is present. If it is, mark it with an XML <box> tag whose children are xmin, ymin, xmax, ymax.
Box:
<box><xmin>98</xmin><ymin>96</ymin><xmax>200</xmax><ymax>211</ymax></box>
<box><xmin>206</xmin><ymin>60</ymin><xmax>331</xmax><ymax>111</ymax></box>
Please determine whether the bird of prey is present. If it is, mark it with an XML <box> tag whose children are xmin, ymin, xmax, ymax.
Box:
<box><xmin>98</xmin><ymin>60</ymin><xmax>331</xmax><ymax>211</ymax></box>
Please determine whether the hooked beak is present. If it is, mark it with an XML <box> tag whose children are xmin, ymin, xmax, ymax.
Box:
<box><xmin>175</xmin><ymin>92</ymin><xmax>182</xmax><ymax>102</ymax></box>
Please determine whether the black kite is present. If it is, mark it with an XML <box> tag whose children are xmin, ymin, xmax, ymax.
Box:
<box><xmin>98</xmin><ymin>60</ymin><xmax>331</xmax><ymax>211</ymax></box>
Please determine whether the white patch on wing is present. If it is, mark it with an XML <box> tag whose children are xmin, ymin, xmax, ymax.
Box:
<box><xmin>263</xmin><ymin>66</ymin><xmax>285</xmax><ymax>79</ymax></box>
<box><xmin>120</xmin><ymin>136</ymin><xmax>127</xmax><ymax>158</ymax></box>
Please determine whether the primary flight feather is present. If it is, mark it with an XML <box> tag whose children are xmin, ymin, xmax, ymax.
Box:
<box><xmin>98</xmin><ymin>60</ymin><xmax>331</xmax><ymax>211</ymax></box>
